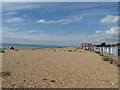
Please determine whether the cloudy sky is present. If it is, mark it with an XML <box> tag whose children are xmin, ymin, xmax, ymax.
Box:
<box><xmin>2</xmin><ymin>2</ymin><xmax>119</xmax><ymax>46</ymax></box>
<box><xmin>2</xmin><ymin>0</ymin><xmax>120</xmax><ymax>2</ymax></box>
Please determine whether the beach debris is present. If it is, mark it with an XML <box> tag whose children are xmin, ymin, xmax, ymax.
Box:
<box><xmin>12</xmin><ymin>84</ymin><xmax>15</xmax><ymax>87</ymax></box>
<box><xmin>114</xmin><ymin>62</ymin><xmax>117</xmax><ymax>64</ymax></box>
<box><xmin>54</xmin><ymin>50</ymin><xmax>56</xmax><ymax>51</ymax></box>
<box><xmin>33</xmin><ymin>49</ymin><xmax>35</xmax><ymax>50</ymax></box>
<box><xmin>51</xmin><ymin>80</ymin><xmax>56</xmax><ymax>82</ymax></box>
<box><xmin>17</xmin><ymin>61</ymin><xmax>20</xmax><ymax>64</ymax></box>
<box><xmin>107</xmin><ymin>80</ymin><xmax>109</xmax><ymax>82</ymax></box>
<box><xmin>68</xmin><ymin>50</ymin><xmax>72</xmax><ymax>52</ymax></box>
<box><xmin>43</xmin><ymin>78</ymin><xmax>48</xmax><ymax>81</ymax></box>
<box><xmin>110</xmin><ymin>61</ymin><xmax>113</xmax><ymax>64</ymax></box>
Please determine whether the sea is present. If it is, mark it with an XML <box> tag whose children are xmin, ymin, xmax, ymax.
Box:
<box><xmin>0</xmin><ymin>43</ymin><xmax>67</xmax><ymax>49</ymax></box>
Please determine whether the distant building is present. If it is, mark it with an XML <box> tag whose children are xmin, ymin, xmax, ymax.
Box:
<box><xmin>94</xmin><ymin>43</ymin><xmax>120</xmax><ymax>56</ymax></box>
<box><xmin>81</xmin><ymin>43</ymin><xmax>120</xmax><ymax>56</ymax></box>
<box><xmin>81</xmin><ymin>43</ymin><xmax>93</xmax><ymax>50</ymax></box>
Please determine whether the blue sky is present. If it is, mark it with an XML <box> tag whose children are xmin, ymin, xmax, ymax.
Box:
<box><xmin>2</xmin><ymin>2</ymin><xmax>119</xmax><ymax>46</ymax></box>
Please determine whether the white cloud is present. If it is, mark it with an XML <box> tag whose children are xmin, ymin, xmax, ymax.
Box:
<box><xmin>6</xmin><ymin>17</ymin><xmax>24</xmax><ymax>23</ymax></box>
<box><xmin>2</xmin><ymin>3</ymin><xmax>41</xmax><ymax>12</ymax></box>
<box><xmin>37</xmin><ymin>16</ymin><xmax>82</xmax><ymax>24</ymax></box>
<box><xmin>2</xmin><ymin>27</ymin><xmax>9</xmax><ymax>30</ymax></box>
<box><xmin>2</xmin><ymin>27</ymin><xmax>87</xmax><ymax>45</ymax></box>
<box><xmin>28</xmin><ymin>30</ymin><xmax>38</xmax><ymax>33</ymax></box>
<box><xmin>2</xmin><ymin>26</ymin><xmax>119</xmax><ymax>45</ymax></box>
<box><xmin>3</xmin><ymin>12</ymin><xmax>17</xmax><ymax>15</ymax></box>
<box><xmin>100</xmin><ymin>15</ymin><xmax>118</xmax><ymax>24</ymax></box>
<box><xmin>37</xmin><ymin>19</ymin><xmax>46</xmax><ymax>23</ymax></box>
<box><xmin>89</xmin><ymin>27</ymin><xmax>119</xmax><ymax>44</ymax></box>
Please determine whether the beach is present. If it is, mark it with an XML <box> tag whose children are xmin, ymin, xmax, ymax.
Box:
<box><xmin>2</xmin><ymin>47</ymin><xmax>118</xmax><ymax>88</ymax></box>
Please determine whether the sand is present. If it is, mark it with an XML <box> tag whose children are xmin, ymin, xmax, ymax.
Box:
<box><xmin>2</xmin><ymin>47</ymin><xmax>118</xmax><ymax>88</ymax></box>
<box><xmin>0</xmin><ymin>53</ymin><xmax>2</xmax><ymax>88</ymax></box>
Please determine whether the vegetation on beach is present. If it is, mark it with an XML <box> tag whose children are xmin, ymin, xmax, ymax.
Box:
<box><xmin>51</xmin><ymin>80</ymin><xmax>56</xmax><ymax>82</ymax></box>
<box><xmin>0</xmin><ymin>71</ymin><xmax>11</xmax><ymax>77</ymax></box>
<box><xmin>43</xmin><ymin>78</ymin><xmax>48</xmax><ymax>80</ymax></box>
<box><xmin>68</xmin><ymin>50</ymin><xmax>72</xmax><ymax>52</ymax></box>
<box><xmin>102</xmin><ymin>56</ymin><xmax>113</xmax><ymax>61</ymax></box>
<box><xmin>0</xmin><ymin>50</ymin><xmax>5</xmax><ymax>53</ymax></box>
<box><xmin>16</xmin><ymin>49</ymin><xmax>19</xmax><ymax>51</ymax></box>
<box><xmin>102</xmin><ymin>56</ymin><xmax>116</xmax><ymax>65</ymax></box>
<box><xmin>95</xmin><ymin>51</ymin><xmax>104</xmax><ymax>57</ymax></box>
<box><xmin>94</xmin><ymin>51</ymin><xmax>118</xmax><ymax>66</ymax></box>
<box><xmin>117</xmin><ymin>64</ymin><xmax>120</xmax><ymax>67</ymax></box>
<box><xmin>95</xmin><ymin>51</ymin><xmax>101</xmax><ymax>54</ymax></box>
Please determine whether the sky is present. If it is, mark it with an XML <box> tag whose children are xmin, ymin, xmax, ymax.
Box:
<box><xmin>2</xmin><ymin>0</ymin><xmax>120</xmax><ymax>2</ymax></box>
<box><xmin>2</xmin><ymin>2</ymin><xmax>119</xmax><ymax>46</ymax></box>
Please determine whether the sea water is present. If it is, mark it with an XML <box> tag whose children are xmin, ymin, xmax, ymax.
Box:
<box><xmin>1</xmin><ymin>43</ymin><xmax>66</xmax><ymax>49</ymax></box>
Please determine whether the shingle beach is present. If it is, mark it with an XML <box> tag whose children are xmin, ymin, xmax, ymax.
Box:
<box><xmin>2</xmin><ymin>47</ymin><xmax>118</xmax><ymax>88</ymax></box>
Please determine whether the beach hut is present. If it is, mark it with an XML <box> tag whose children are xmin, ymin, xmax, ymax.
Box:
<box><xmin>102</xmin><ymin>47</ymin><xmax>107</xmax><ymax>53</ymax></box>
<box><xmin>110</xmin><ymin>47</ymin><xmax>112</xmax><ymax>54</ymax></box>
<box><xmin>118</xmin><ymin>49</ymin><xmax>120</xmax><ymax>56</ymax></box>
<box><xmin>96</xmin><ymin>47</ymin><xmax>100</xmax><ymax>52</ymax></box>
<box><xmin>116</xmin><ymin>47</ymin><xmax>120</xmax><ymax>56</ymax></box>
<box><xmin>111</xmin><ymin>46</ymin><xmax>116</xmax><ymax>55</ymax></box>
<box><xmin>8</xmin><ymin>45</ymin><xmax>15</xmax><ymax>50</ymax></box>
<box><xmin>99</xmin><ymin>47</ymin><xmax>102</xmax><ymax>53</ymax></box>
<box><xmin>93</xmin><ymin>46</ymin><xmax>97</xmax><ymax>51</ymax></box>
<box><xmin>106</xmin><ymin>47</ymin><xmax>110</xmax><ymax>54</ymax></box>
<box><xmin>114</xmin><ymin>43</ymin><xmax>120</xmax><ymax>56</ymax></box>
<box><xmin>93</xmin><ymin>45</ymin><xmax>101</xmax><ymax>52</ymax></box>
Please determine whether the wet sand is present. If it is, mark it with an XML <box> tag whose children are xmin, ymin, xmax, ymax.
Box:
<box><xmin>2</xmin><ymin>47</ymin><xmax>118</xmax><ymax>88</ymax></box>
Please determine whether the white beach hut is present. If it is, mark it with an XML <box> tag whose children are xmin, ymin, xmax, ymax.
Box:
<box><xmin>106</xmin><ymin>47</ymin><xmax>110</xmax><ymax>54</ymax></box>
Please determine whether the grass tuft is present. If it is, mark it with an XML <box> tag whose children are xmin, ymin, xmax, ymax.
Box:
<box><xmin>43</xmin><ymin>78</ymin><xmax>48</xmax><ymax>80</ymax></box>
<box><xmin>102</xmin><ymin>56</ymin><xmax>113</xmax><ymax>62</ymax></box>
<box><xmin>95</xmin><ymin>51</ymin><xmax>100</xmax><ymax>54</ymax></box>
<box><xmin>0</xmin><ymin>50</ymin><xmax>5</xmax><ymax>53</ymax></box>
<box><xmin>16</xmin><ymin>49</ymin><xmax>19</xmax><ymax>51</ymax></box>
<box><xmin>51</xmin><ymin>80</ymin><xmax>56</xmax><ymax>82</ymax></box>
<box><xmin>0</xmin><ymin>71</ymin><xmax>11</xmax><ymax>77</ymax></box>
<box><xmin>68</xmin><ymin>50</ymin><xmax>72</xmax><ymax>52</ymax></box>
<box><xmin>117</xmin><ymin>64</ymin><xmax>120</xmax><ymax>67</ymax></box>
